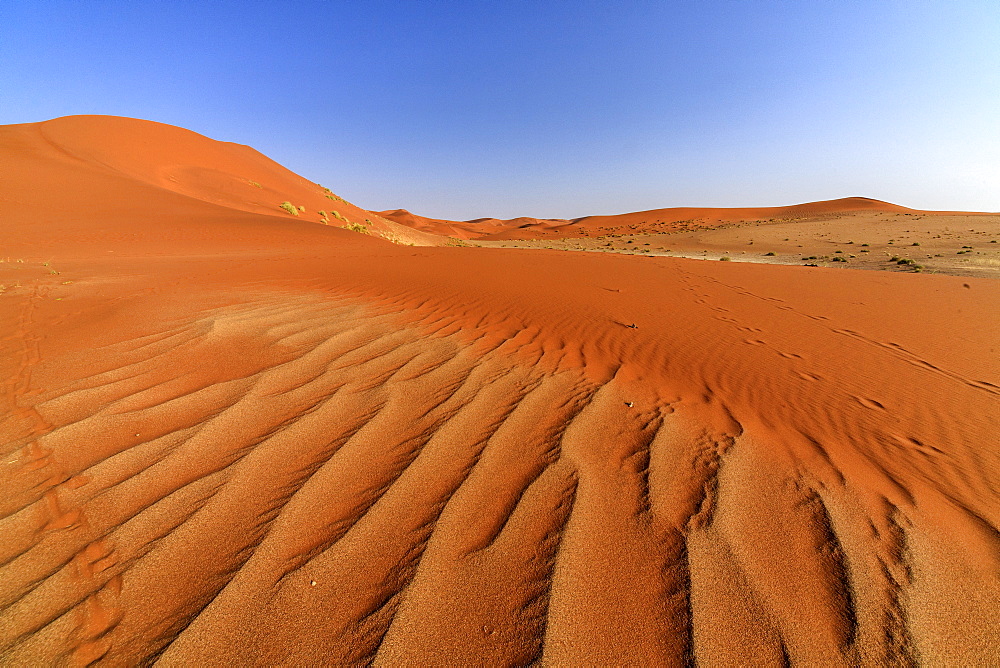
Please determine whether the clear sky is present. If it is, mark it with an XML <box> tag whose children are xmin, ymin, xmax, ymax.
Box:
<box><xmin>2</xmin><ymin>1</ymin><xmax>998</xmax><ymax>219</ymax></box>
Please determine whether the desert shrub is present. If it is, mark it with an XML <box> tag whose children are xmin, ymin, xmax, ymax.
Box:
<box><xmin>720</xmin><ymin>256</ymin><xmax>731</xmax><ymax>261</ymax></box>
<box><xmin>345</xmin><ymin>222</ymin><xmax>368</xmax><ymax>234</ymax></box>
<box><xmin>765</xmin><ymin>252</ymin><xmax>776</xmax><ymax>256</ymax></box>
<box><xmin>279</xmin><ymin>201</ymin><xmax>299</xmax><ymax>216</ymax></box>
<box><xmin>297</xmin><ymin>205</ymin><xmax>305</xmax><ymax>212</ymax></box>
<box><xmin>832</xmin><ymin>256</ymin><xmax>847</xmax><ymax>262</ymax></box>
<box><xmin>912</xmin><ymin>242</ymin><xmax>920</xmax><ymax>246</ymax></box>
<box><xmin>249</xmin><ymin>181</ymin><xmax>262</xmax><ymax>189</ymax></box>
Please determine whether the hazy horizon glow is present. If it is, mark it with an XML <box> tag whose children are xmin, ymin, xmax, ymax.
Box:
<box><xmin>2</xmin><ymin>1</ymin><xmax>998</xmax><ymax>219</ymax></box>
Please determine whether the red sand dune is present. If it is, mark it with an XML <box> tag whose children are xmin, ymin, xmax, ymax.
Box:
<box><xmin>380</xmin><ymin>197</ymin><xmax>983</xmax><ymax>242</ymax></box>
<box><xmin>2</xmin><ymin>116</ymin><xmax>999</xmax><ymax>665</ymax></box>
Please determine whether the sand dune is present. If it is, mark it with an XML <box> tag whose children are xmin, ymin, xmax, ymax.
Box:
<box><xmin>2</xmin><ymin>116</ymin><xmax>999</xmax><ymax>665</ymax></box>
<box><xmin>380</xmin><ymin>197</ymin><xmax>990</xmax><ymax>242</ymax></box>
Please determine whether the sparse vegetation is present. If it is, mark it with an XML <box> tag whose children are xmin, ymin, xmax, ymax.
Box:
<box><xmin>279</xmin><ymin>201</ymin><xmax>299</xmax><ymax>216</ymax></box>
<box><xmin>249</xmin><ymin>180</ymin><xmax>262</xmax><ymax>189</ymax></box>
<box><xmin>720</xmin><ymin>256</ymin><xmax>731</xmax><ymax>261</ymax></box>
<box><xmin>764</xmin><ymin>252</ymin><xmax>776</xmax><ymax>256</ymax></box>
<box><xmin>344</xmin><ymin>222</ymin><xmax>368</xmax><ymax>234</ymax></box>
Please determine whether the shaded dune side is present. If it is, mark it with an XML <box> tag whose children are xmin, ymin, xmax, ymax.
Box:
<box><xmin>2</xmin><ymin>270</ymin><xmax>998</xmax><ymax>666</ymax></box>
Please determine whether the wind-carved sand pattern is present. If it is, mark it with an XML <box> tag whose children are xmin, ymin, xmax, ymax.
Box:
<box><xmin>2</xmin><ymin>287</ymin><xmax>998</xmax><ymax>666</ymax></box>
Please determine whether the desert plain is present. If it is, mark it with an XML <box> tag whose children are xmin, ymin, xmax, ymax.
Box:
<box><xmin>2</xmin><ymin>116</ymin><xmax>999</xmax><ymax>666</ymax></box>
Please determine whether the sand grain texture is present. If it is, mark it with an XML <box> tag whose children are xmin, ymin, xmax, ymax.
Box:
<box><xmin>2</xmin><ymin>116</ymin><xmax>999</xmax><ymax>666</ymax></box>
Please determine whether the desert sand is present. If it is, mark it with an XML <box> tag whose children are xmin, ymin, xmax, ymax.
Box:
<box><xmin>2</xmin><ymin>116</ymin><xmax>999</xmax><ymax>666</ymax></box>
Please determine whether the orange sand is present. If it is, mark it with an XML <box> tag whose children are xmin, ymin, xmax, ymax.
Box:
<box><xmin>2</xmin><ymin>116</ymin><xmax>999</xmax><ymax>665</ymax></box>
<box><xmin>380</xmin><ymin>197</ymin><xmax>991</xmax><ymax>243</ymax></box>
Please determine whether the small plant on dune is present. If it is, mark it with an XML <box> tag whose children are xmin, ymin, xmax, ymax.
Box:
<box><xmin>297</xmin><ymin>205</ymin><xmax>305</xmax><ymax>213</ymax></box>
<box><xmin>764</xmin><ymin>251</ymin><xmax>776</xmax><ymax>256</ymax></box>
<box><xmin>279</xmin><ymin>201</ymin><xmax>299</xmax><ymax>216</ymax></box>
<box><xmin>912</xmin><ymin>242</ymin><xmax>920</xmax><ymax>246</ymax></box>
<box><xmin>331</xmin><ymin>210</ymin><xmax>348</xmax><ymax>223</ymax></box>
<box><xmin>720</xmin><ymin>256</ymin><xmax>731</xmax><ymax>261</ymax></box>
<box><xmin>323</xmin><ymin>187</ymin><xmax>344</xmax><ymax>201</ymax></box>
<box><xmin>831</xmin><ymin>256</ymin><xmax>847</xmax><ymax>262</ymax></box>
<box><xmin>249</xmin><ymin>180</ymin><xmax>262</xmax><ymax>189</ymax></box>
<box><xmin>344</xmin><ymin>221</ymin><xmax>368</xmax><ymax>234</ymax></box>
<box><xmin>325</xmin><ymin>191</ymin><xmax>346</xmax><ymax>202</ymax></box>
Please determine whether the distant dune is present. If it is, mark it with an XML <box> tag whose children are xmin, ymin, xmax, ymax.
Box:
<box><xmin>380</xmin><ymin>196</ymin><xmax>986</xmax><ymax>241</ymax></box>
<box><xmin>2</xmin><ymin>116</ymin><xmax>998</xmax><ymax>665</ymax></box>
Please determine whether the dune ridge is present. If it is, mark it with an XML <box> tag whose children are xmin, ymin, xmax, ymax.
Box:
<box><xmin>2</xmin><ymin>115</ymin><xmax>999</xmax><ymax>665</ymax></box>
<box><xmin>379</xmin><ymin>197</ymin><xmax>991</xmax><ymax>242</ymax></box>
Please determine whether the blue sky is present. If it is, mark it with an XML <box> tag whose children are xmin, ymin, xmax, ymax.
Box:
<box><xmin>2</xmin><ymin>1</ymin><xmax>998</xmax><ymax>219</ymax></box>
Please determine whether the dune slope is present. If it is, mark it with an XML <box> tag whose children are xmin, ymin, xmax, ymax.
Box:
<box><xmin>2</xmin><ymin>116</ymin><xmax>999</xmax><ymax>666</ymax></box>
